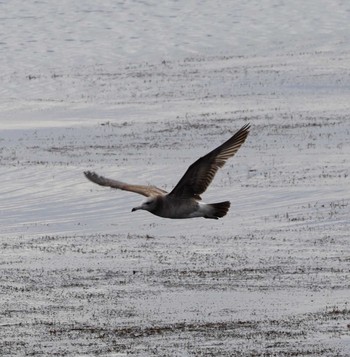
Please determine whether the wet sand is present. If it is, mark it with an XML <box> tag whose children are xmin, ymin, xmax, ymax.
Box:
<box><xmin>1</xmin><ymin>52</ymin><xmax>350</xmax><ymax>355</ymax></box>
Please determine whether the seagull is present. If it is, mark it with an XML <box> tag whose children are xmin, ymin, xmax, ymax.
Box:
<box><xmin>84</xmin><ymin>123</ymin><xmax>250</xmax><ymax>219</ymax></box>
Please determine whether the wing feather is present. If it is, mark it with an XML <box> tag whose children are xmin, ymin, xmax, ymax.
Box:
<box><xmin>169</xmin><ymin>123</ymin><xmax>250</xmax><ymax>199</ymax></box>
<box><xmin>84</xmin><ymin>171</ymin><xmax>167</xmax><ymax>198</ymax></box>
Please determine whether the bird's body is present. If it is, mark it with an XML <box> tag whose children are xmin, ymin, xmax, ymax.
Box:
<box><xmin>132</xmin><ymin>195</ymin><xmax>230</xmax><ymax>219</ymax></box>
<box><xmin>84</xmin><ymin>123</ymin><xmax>250</xmax><ymax>219</ymax></box>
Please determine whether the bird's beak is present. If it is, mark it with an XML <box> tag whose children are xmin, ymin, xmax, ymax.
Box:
<box><xmin>131</xmin><ymin>206</ymin><xmax>141</xmax><ymax>212</ymax></box>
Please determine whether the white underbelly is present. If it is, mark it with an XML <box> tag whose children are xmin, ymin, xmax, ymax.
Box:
<box><xmin>157</xmin><ymin>199</ymin><xmax>208</xmax><ymax>219</ymax></box>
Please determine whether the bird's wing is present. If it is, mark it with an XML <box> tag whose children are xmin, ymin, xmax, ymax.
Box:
<box><xmin>84</xmin><ymin>171</ymin><xmax>167</xmax><ymax>198</ymax></box>
<box><xmin>169</xmin><ymin>123</ymin><xmax>250</xmax><ymax>200</ymax></box>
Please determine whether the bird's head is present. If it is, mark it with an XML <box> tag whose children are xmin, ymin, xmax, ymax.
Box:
<box><xmin>131</xmin><ymin>198</ymin><xmax>156</xmax><ymax>213</ymax></box>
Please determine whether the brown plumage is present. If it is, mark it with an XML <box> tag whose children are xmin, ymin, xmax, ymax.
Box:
<box><xmin>84</xmin><ymin>123</ymin><xmax>250</xmax><ymax>219</ymax></box>
<box><xmin>84</xmin><ymin>172</ymin><xmax>167</xmax><ymax>197</ymax></box>
<box><xmin>169</xmin><ymin>123</ymin><xmax>250</xmax><ymax>200</ymax></box>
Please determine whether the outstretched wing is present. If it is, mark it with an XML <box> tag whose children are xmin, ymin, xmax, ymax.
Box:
<box><xmin>84</xmin><ymin>171</ymin><xmax>167</xmax><ymax>198</ymax></box>
<box><xmin>169</xmin><ymin>123</ymin><xmax>250</xmax><ymax>200</ymax></box>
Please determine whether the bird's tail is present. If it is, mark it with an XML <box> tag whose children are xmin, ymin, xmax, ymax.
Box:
<box><xmin>205</xmin><ymin>201</ymin><xmax>231</xmax><ymax>219</ymax></box>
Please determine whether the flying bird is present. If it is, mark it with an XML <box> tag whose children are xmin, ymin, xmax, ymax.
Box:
<box><xmin>84</xmin><ymin>123</ymin><xmax>250</xmax><ymax>219</ymax></box>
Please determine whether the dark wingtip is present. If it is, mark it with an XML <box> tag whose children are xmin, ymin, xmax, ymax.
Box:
<box><xmin>240</xmin><ymin>122</ymin><xmax>251</xmax><ymax>133</ymax></box>
<box><xmin>84</xmin><ymin>170</ymin><xmax>94</xmax><ymax>179</ymax></box>
<box><xmin>84</xmin><ymin>170</ymin><xmax>101</xmax><ymax>185</ymax></box>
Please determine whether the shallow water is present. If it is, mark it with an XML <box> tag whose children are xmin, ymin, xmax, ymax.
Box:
<box><xmin>1</xmin><ymin>0</ymin><xmax>349</xmax><ymax>73</ymax></box>
<box><xmin>1</xmin><ymin>1</ymin><xmax>350</xmax><ymax>356</ymax></box>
